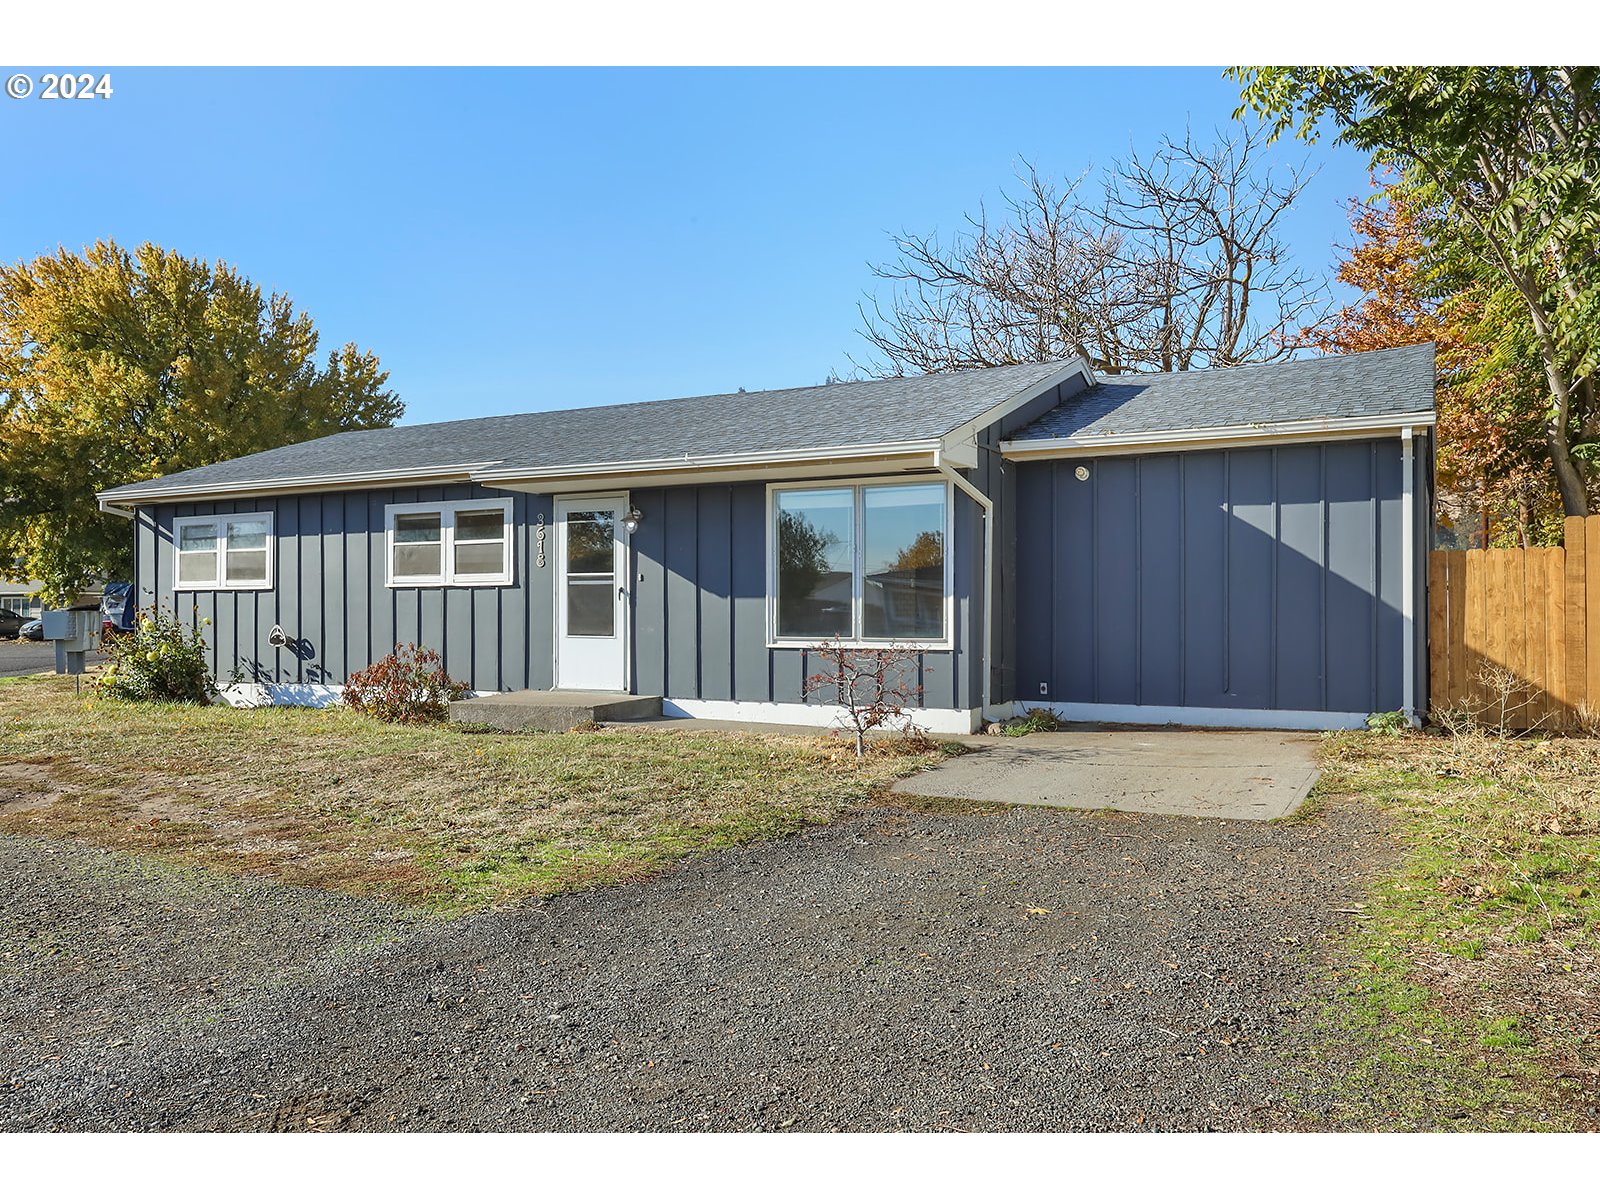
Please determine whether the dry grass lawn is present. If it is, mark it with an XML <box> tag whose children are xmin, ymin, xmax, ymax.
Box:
<box><xmin>1305</xmin><ymin>727</ymin><xmax>1600</xmax><ymax>1129</ymax></box>
<box><xmin>0</xmin><ymin>675</ymin><xmax>948</xmax><ymax>913</ymax></box>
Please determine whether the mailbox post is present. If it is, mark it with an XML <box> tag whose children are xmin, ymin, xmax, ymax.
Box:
<box><xmin>42</xmin><ymin>602</ymin><xmax>99</xmax><ymax>675</ymax></box>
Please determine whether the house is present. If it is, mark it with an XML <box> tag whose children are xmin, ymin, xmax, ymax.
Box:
<box><xmin>96</xmin><ymin>343</ymin><xmax>1436</xmax><ymax>732</ymax></box>
<box><xmin>1</xmin><ymin>579</ymin><xmax>45</xmax><ymax>625</ymax></box>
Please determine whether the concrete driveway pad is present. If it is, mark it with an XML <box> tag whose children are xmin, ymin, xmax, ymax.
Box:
<box><xmin>894</xmin><ymin>729</ymin><xmax>1322</xmax><ymax>820</ymax></box>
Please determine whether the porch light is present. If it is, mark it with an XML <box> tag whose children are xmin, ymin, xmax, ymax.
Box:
<box><xmin>623</xmin><ymin>505</ymin><xmax>643</xmax><ymax>534</ymax></box>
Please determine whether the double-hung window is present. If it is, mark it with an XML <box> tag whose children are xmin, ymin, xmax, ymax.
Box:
<box><xmin>770</xmin><ymin>480</ymin><xmax>949</xmax><ymax>646</ymax></box>
<box><xmin>173</xmin><ymin>513</ymin><xmax>274</xmax><ymax>590</ymax></box>
<box><xmin>386</xmin><ymin>499</ymin><xmax>513</xmax><ymax>587</ymax></box>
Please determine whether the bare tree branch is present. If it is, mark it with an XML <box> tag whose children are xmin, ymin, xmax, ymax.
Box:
<box><xmin>854</xmin><ymin>124</ymin><xmax>1330</xmax><ymax>378</ymax></box>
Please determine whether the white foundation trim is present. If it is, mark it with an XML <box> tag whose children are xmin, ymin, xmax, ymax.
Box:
<box><xmin>1037</xmin><ymin>701</ymin><xmax>1371</xmax><ymax>732</ymax></box>
<box><xmin>217</xmin><ymin>683</ymin><xmax>495</xmax><ymax>709</ymax></box>
<box><xmin>218</xmin><ymin>683</ymin><xmax>345</xmax><ymax>708</ymax></box>
<box><xmin>662</xmin><ymin>697</ymin><xmax>982</xmax><ymax>734</ymax></box>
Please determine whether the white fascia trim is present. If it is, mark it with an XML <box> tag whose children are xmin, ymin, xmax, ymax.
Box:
<box><xmin>473</xmin><ymin>440</ymin><xmax>942</xmax><ymax>485</ymax></box>
<box><xmin>662</xmin><ymin>697</ymin><xmax>982</xmax><ymax>735</ymax></box>
<box><xmin>999</xmin><ymin>411</ymin><xmax>1439</xmax><ymax>459</ymax></box>
<box><xmin>1037</xmin><ymin>701</ymin><xmax>1371</xmax><ymax>732</ymax></box>
<box><xmin>97</xmin><ymin>462</ymin><xmax>501</xmax><ymax>507</ymax></box>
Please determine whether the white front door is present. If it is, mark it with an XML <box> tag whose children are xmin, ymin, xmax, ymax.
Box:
<box><xmin>555</xmin><ymin>497</ymin><xmax>628</xmax><ymax>691</ymax></box>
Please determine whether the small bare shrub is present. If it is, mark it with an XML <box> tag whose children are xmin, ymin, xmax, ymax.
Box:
<box><xmin>1575</xmin><ymin>699</ymin><xmax>1600</xmax><ymax>739</ymax></box>
<box><xmin>343</xmin><ymin>643</ymin><xmax>467</xmax><ymax>724</ymax></box>
<box><xmin>806</xmin><ymin>638</ymin><xmax>926</xmax><ymax>757</ymax></box>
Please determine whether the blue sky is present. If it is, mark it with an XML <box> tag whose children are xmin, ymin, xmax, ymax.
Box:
<box><xmin>1</xmin><ymin>67</ymin><xmax>1374</xmax><ymax>426</ymax></box>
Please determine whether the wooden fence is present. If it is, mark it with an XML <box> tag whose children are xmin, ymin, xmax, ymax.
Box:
<box><xmin>1428</xmin><ymin>515</ymin><xmax>1600</xmax><ymax>729</ymax></box>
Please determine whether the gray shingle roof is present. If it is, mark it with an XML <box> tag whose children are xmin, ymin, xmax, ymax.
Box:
<box><xmin>100</xmin><ymin>359</ymin><xmax>1074</xmax><ymax>501</ymax></box>
<box><xmin>1009</xmin><ymin>343</ymin><xmax>1436</xmax><ymax>442</ymax></box>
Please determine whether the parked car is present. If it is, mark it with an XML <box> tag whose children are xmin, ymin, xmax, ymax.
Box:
<box><xmin>19</xmin><ymin>617</ymin><xmax>43</xmax><ymax>641</ymax></box>
<box><xmin>0</xmin><ymin>607</ymin><xmax>24</xmax><ymax>638</ymax></box>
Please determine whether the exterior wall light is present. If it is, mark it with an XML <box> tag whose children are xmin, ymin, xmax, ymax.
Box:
<box><xmin>623</xmin><ymin>506</ymin><xmax>643</xmax><ymax>534</ymax></box>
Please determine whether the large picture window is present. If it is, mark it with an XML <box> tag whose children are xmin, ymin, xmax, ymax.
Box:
<box><xmin>173</xmin><ymin>513</ymin><xmax>275</xmax><ymax>590</ymax></box>
<box><xmin>771</xmin><ymin>480</ymin><xmax>949</xmax><ymax>645</ymax></box>
<box><xmin>386</xmin><ymin>499</ymin><xmax>513</xmax><ymax>587</ymax></box>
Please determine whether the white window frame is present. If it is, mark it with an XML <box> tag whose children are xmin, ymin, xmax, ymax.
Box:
<box><xmin>384</xmin><ymin>498</ymin><xmax>514</xmax><ymax>588</ymax></box>
<box><xmin>766</xmin><ymin>476</ymin><xmax>954</xmax><ymax>651</ymax></box>
<box><xmin>172</xmin><ymin>512</ymin><xmax>275</xmax><ymax>591</ymax></box>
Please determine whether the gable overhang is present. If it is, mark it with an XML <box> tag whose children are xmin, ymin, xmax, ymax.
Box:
<box><xmin>1000</xmin><ymin>410</ymin><xmax>1438</xmax><ymax>461</ymax></box>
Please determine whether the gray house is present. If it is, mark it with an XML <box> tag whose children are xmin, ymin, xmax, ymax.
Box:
<box><xmin>97</xmin><ymin>343</ymin><xmax>1436</xmax><ymax>732</ymax></box>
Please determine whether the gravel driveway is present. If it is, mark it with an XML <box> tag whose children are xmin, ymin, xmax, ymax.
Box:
<box><xmin>0</xmin><ymin>799</ymin><xmax>1386</xmax><ymax>1131</ymax></box>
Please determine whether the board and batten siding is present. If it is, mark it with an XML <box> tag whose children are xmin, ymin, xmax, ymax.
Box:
<box><xmin>133</xmin><ymin>474</ymin><xmax>983</xmax><ymax>713</ymax></box>
<box><xmin>135</xmin><ymin>483</ymin><xmax>555</xmax><ymax>693</ymax></box>
<box><xmin>625</xmin><ymin>478</ymin><xmax>981</xmax><ymax>712</ymax></box>
<box><xmin>1011</xmin><ymin>437</ymin><xmax>1430</xmax><ymax>716</ymax></box>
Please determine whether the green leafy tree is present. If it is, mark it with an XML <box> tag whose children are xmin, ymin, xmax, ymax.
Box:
<box><xmin>1233</xmin><ymin>67</ymin><xmax>1600</xmax><ymax>516</ymax></box>
<box><xmin>0</xmin><ymin>240</ymin><xmax>403</xmax><ymax>602</ymax></box>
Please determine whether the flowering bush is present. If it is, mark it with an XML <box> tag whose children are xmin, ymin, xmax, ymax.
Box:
<box><xmin>342</xmin><ymin>643</ymin><xmax>468</xmax><ymax>723</ymax></box>
<box><xmin>97</xmin><ymin>605</ymin><xmax>214</xmax><ymax>703</ymax></box>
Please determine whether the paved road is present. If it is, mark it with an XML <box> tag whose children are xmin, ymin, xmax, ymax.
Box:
<box><xmin>0</xmin><ymin>642</ymin><xmax>105</xmax><ymax>677</ymax></box>
<box><xmin>893</xmin><ymin>730</ymin><xmax>1322</xmax><ymax>820</ymax></box>
<box><xmin>0</xmin><ymin>794</ymin><xmax>1386</xmax><ymax>1132</ymax></box>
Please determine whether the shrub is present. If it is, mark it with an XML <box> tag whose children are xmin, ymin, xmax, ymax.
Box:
<box><xmin>1365</xmin><ymin>709</ymin><xmax>1411</xmax><ymax>736</ymax></box>
<box><xmin>805</xmin><ymin>637</ymin><xmax>926</xmax><ymax>757</ymax></box>
<box><xmin>994</xmin><ymin>707</ymin><xmax>1063</xmax><ymax>736</ymax></box>
<box><xmin>97</xmin><ymin>605</ymin><xmax>214</xmax><ymax>703</ymax></box>
<box><xmin>343</xmin><ymin>643</ymin><xmax>468</xmax><ymax>723</ymax></box>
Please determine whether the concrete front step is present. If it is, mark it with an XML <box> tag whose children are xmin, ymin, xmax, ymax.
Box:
<box><xmin>448</xmin><ymin>690</ymin><xmax>662</xmax><ymax>732</ymax></box>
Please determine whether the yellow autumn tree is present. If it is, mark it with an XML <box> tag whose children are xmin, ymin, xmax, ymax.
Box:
<box><xmin>0</xmin><ymin>241</ymin><xmax>403</xmax><ymax>602</ymax></box>
<box><xmin>1309</xmin><ymin>187</ymin><xmax>1563</xmax><ymax>547</ymax></box>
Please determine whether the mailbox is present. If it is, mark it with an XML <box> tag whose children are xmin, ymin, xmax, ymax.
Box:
<box><xmin>42</xmin><ymin>608</ymin><xmax>96</xmax><ymax>651</ymax></box>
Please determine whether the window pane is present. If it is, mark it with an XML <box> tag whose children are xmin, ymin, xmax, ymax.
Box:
<box><xmin>225</xmin><ymin>549</ymin><xmax>268</xmax><ymax>583</ymax></box>
<box><xmin>178</xmin><ymin>523</ymin><xmax>217</xmax><ymax>552</ymax></box>
<box><xmin>862</xmin><ymin>484</ymin><xmax>945</xmax><ymax>640</ymax></box>
<box><xmin>775</xmin><ymin>488</ymin><xmax>853</xmax><ymax>639</ymax></box>
<box><xmin>177</xmin><ymin>551</ymin><xmax>217</xmax><ymax>584</ymax></box>
<box><xmin>394</xmin><ymin>543</ymin><xmax>443</xmax><ymax>578</ymax></box>
<box><xmin>567</xmin><ymin>580</ymin><xmax>614</xmax><ymax>636</ymax></box>
<box><xmin>226</xmin><ymin>518</ymin><xmax>269</xmax><ymax>550</ymax></box>
<box><xmin>455</xmin><ymin>509</ymin><xmax>504</xmax><ymax>542</ymax></box>
<box><xmin>566</xmin><ymin>513</ymin><xmax>615</xmax><ymax>575</ymax></box>
<box><xmin>395</xmin><ymin>513</ymin><xmax>442</xmax><ymax>543</ymax></box>
<box><xmin>454</xmin><ymin>541</ymin><xmax>505</xmax><ymax>577</ymax></box>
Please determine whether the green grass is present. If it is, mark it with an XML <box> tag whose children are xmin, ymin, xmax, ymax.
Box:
<box><xmin>1295</xmin><ymin>728</ymin><xmax>1600</xmax><ymax>1130</ymax></box>
<box><xmin>0</xmin><ymin>674</ymin><xmax>946</xmax><ymax>913</ymax></box>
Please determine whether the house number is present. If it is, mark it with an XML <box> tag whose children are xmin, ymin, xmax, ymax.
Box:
<box><xmin>535</xmin><ymin>514</ymin><xmax>547</xmax><ymax>567</ymax></box>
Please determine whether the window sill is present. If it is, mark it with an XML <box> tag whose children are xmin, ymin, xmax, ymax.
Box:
<box><xmin>176</xmin><ymin>582</ymin><xmax>273</xmax><ymax>592</ymax></box>
<box><xmin>385</xmin><ymin>578</ymin><xmax>514</xmax><ymax>589</ymax></box>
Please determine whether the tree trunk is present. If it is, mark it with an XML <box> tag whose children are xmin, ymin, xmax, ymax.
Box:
<box><xmin>1548</xmin><ymin>423</ymin><xmax>1591</xmax><ymax>516</ymax></box>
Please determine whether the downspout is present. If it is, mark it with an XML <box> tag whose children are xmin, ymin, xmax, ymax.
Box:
<box><xmin>934</xmin><ymin>448</ymin><xmax>995</xmax><ymax>722</ymax></box>
<box><xmin>98</xmin><ymin>497</ymin><xmax>136</xmax><ymax>519</ymax></box>
<box><xmin>1400</xmin><ymin>426</ymin><xmax>1416</xmax><ymax>724</ymax></box>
